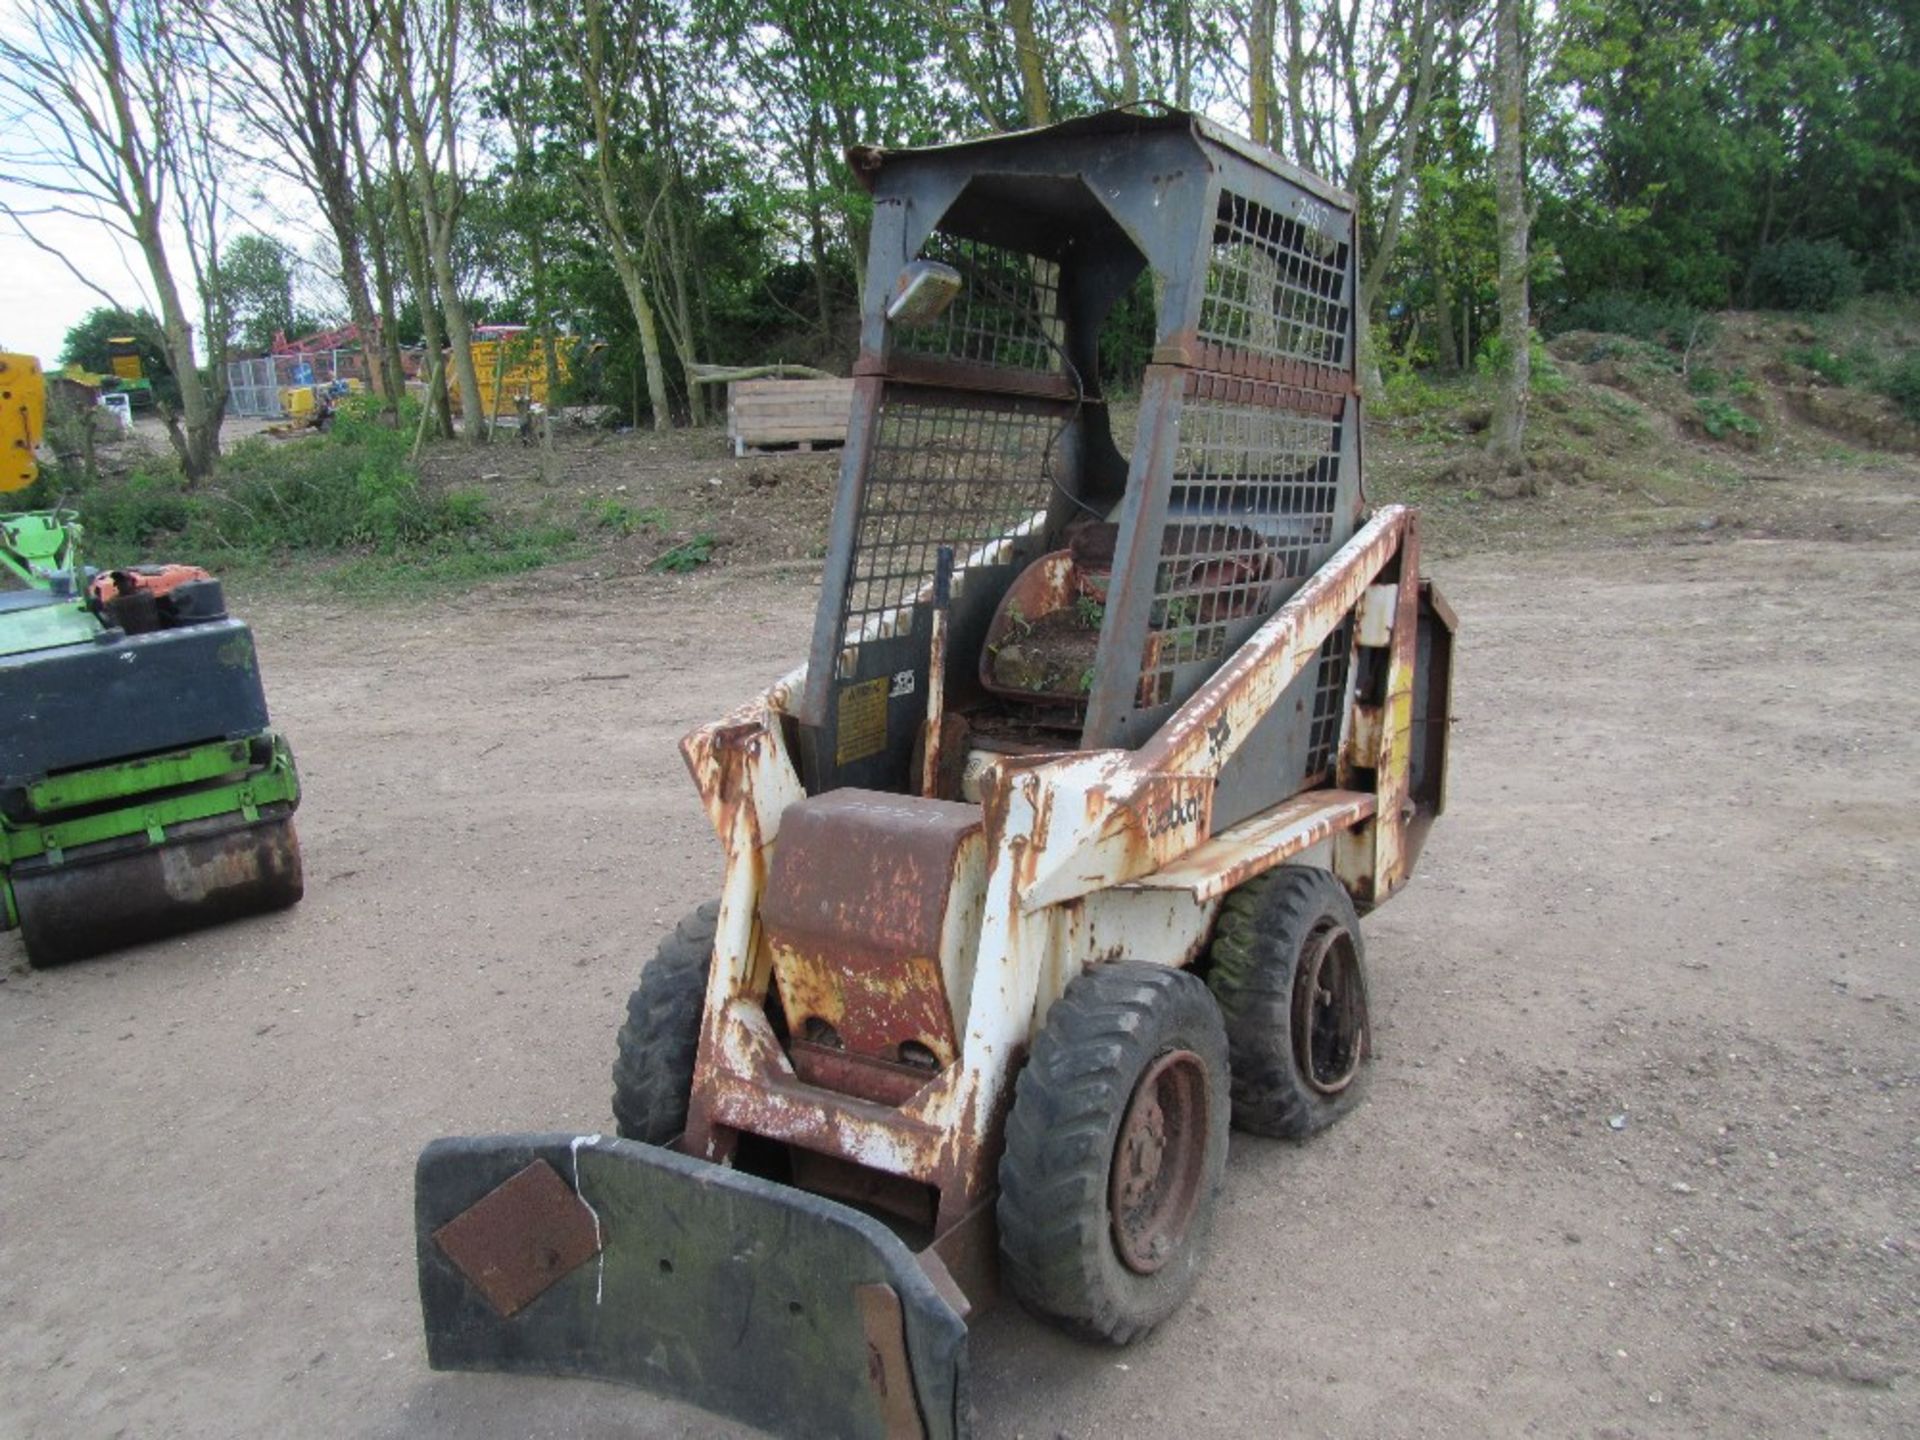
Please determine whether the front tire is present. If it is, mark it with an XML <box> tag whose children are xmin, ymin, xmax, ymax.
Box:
<box><xmin>610</xmin><ymin>901</ymin><xmax>717</xmax><ymax>1143</ymax></box>
<box><xmin>997</xmin><ymin>962</ymin><xmax>1230</xmax><ymax>1344</ymax></box>
<box><xmin>1205</xmin><ymin>865</ymin><xmax>1371</xmax><ymax>1139</ymax></box>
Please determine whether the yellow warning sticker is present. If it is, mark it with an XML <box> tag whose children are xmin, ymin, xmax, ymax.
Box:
<box><xmin>836</xmin><ymin>676</ymin><xmax>889</xmax><ymax>764</ymax></box>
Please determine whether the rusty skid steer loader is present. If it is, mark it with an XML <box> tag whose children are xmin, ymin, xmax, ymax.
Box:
<box><xmin>416</xmin><ymin>109</ymin><xmax>1455</xmax><ymax>1439</ymax></box>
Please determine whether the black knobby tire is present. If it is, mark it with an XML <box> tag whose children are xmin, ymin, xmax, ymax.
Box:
<box><xmin>997</xmin><ymin>961</ymin><xmax>1230</xmax><ymax>1345</ymax></box>
<box><xmin>610</xmin><ymin>900</ymin><xmax>718</xmax><ymax>1144</ymax></box>
<box><xmin>1205</xmin><ymin>864</ymin><xmax>1371</xmax><ymax>1140</ymax></box>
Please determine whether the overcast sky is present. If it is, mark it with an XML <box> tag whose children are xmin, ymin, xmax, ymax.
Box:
<box><xmin>0</xmin><ymin>191</ymin><xmax>159</xmax><ymax>364</ymax></box>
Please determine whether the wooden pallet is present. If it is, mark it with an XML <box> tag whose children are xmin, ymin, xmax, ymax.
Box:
<box><xmin>727</xmin><ymin>378</ymin><xmax>854</xmax><ymax>455</ymax></box>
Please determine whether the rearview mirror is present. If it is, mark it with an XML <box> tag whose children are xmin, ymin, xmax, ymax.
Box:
<box><xmin>885</xmin><ymin>260</ymin><xmax>962</xmax><ymax>327</ymax></box>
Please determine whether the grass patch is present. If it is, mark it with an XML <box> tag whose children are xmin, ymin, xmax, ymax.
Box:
<box><xmin>586</xmin><ymin>497</ymin><xmax>669</xmax><ymax>536</ymax></box>
<box><xmin>1878</xmin><ymin>353</ymin><xmax>1920</xmax><ymax>421</ymax></box>
<box><xmin>27</xmin><ymin>396</ymin><xmax>580</xmax><ymax>588</ymax></box>
<box><xmin>651</xmin><ymin>532</ymin><xmax>719</xmax><ymax>573</ymax></box>
<box><xmin>1694</xmin><ymin>397</ymin><xmax>1762</xmax><ymax>439</ymax></box>
<box><xmin>319</xmin><ymin>524</ymin><xmax>581</xmax><ymax>596</ymax></box>
<box><xmin>1786</xmin><ymin>344</ymin><xmax>1879</xmax><ymax>388</ymax></box>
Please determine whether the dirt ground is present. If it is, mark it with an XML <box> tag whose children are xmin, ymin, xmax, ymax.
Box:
<box><xmin>3</xmin><ymin>435</ymin><xmax>1917</xmax><ymax>1438</ymax></box>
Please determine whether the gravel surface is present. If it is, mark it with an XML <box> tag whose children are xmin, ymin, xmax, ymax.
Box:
<box><xmin>3</xmin><ymin>469</ymin><xmax>1916</xmax><ymax>1438</ymax></box>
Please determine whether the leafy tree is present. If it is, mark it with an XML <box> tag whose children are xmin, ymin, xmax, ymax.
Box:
<box><xmin>1538</xmin><ymin>0</ymin><xmax>1918</xmax><ymax>314</ymax></box>
<box><xmin>59</xmin><ymin>306</ymin><xmax>173</xmax><ymax>388</ymax></box>
<box><xmin>218</xmin><ymin>235</ymin><xmax>310</xmax><ymax>352</ymax></box>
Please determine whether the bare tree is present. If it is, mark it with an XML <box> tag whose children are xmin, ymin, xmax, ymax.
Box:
<box><xmin>366</xmin><ymin>62</ymin><xmax>453</xmax><ymax>437</ymax></box>
<box><xmin>1487</xmin><ymin>0</ymin><xmax>1529</xmax><ymax>471</ymax></box>
<box><xmin>1241</xmin><ymin>0</ymin><xmax>1441</xmax><ymax>393</ymax></box>
<box><xmin>0</xmin><ymin>0</ymin><xmax>231</xmax><ymax>480</ymax></box>
<box><xmin>534</xmin><ymin>0</ymin><xmax>675</xmax><ymax>430</ymax></box>
<box><xmin>373</xmin><ymin>0</ymin><xmax>486</xmax><ymax>441</ymax></box>
<box><xmin>196</xmin><ymin>0</ymin><xmax>395</xmax><ymax>404</ymax></box>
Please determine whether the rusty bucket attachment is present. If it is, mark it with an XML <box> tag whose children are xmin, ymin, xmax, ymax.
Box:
<box><xmin>416</xmin><ymin>1134</ymin><xmax>970</xmax><ymax>1440</ymax></box>
<box><xmin>11</xmin><ymin>815</ymin><xmax>303</xmax><ymax>966</ymax></box>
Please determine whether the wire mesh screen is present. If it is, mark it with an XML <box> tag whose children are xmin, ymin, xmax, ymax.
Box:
<box><xmin>1198</xmin><ymin>190</ymin><xmax>1350</xmax><ymax>369</ymax></box>
<box><xmin>835</xmin><ymin>391</ymin><xmax>1062</xmax><ymax>675</ymax></box>
<box><xmin>893</xmin><ymin>234</ymin><xmax>1064</xmax><ymax>375</ymax></box>
<box><xmin>225</xmin><ymin>358</ymin><xmax>282</xmax><ymax>418</ymax></box>
<box><xmin>1138</xmin><ymin>394</ymin><xmax>1343</xmax><ymax>706</ymax></box>
<box><xmin>1304</xmin><ymin>620</ymin><xmax>1351</xmax><ymax>777</ymax></box>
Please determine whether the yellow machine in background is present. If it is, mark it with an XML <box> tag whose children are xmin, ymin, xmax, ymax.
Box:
<box><xmin>449</xmin><ymin>328</ymin><xmax>589</xmax><ymax>418</ymax></box>
<box><xmin>2</xmin><ymin>353</ymin><xmax>46</xmax><ymax>493</ymax></box>
<box><xmin>103</xmin><ymin>337</ymin><xmax>155</xmax><ymax>409</ymax></box>
<box><xmin>105</xmin><ymin>336</ymin><xmax>143</xmax><ymax>382</ymax></box>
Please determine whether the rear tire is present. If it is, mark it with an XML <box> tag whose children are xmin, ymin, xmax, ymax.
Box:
<box><xmin>997</xmin><ymin>961</ymin><xmax>1230</xmax><ymax>1344</ymax></box>
<box><xmin>1205</xmin><ymin>865</ymin><xmax>1371</xmax><ymax>1139</ymax></box>
<box><xmin>611</xmin><ymin>901</ymin><xmax>717</xmax><ymax>1143</ymax></box>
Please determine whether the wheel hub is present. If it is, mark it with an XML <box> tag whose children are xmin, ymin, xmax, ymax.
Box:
<box><xmin>1292</xmin><ymin>919</ymin><xmax>1367</xmax><ymax>1095</ymax></box>
<box><xmin>1110</xmin><ymin>1049</ymin><xmax>1210</xmax><ymax>1275</ymax></box>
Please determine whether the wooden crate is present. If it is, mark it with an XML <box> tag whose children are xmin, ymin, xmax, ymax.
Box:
<box><xmin>727</xmin><ymin>378</ymin><xmax>854</xmax><ymax>455</ymax></box>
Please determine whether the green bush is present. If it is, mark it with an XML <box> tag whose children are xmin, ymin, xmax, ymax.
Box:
<box><xmin>652</xmin><ymin>533</ymin><xmax>717</xmax><ymax>573</ymax></box>
<box><xmin>1881</xmin><ymin>353</ymin><xmax>1920</xmax><ymax>422</ymax></box>
<box><xmin>206</xmin><ymin>424</ymin><xmax>486</xmax><ymax>553</ymax></box>
<box><xmin>585</xmin><ymin>497</ymin><xmax>668</xmax><ymax>536</ymax></box>
<box><xmin>1375</xmin><ymin>365</ymin><xmax>1452</xmax><ymax>421</ymax></box>
<box><xmin>1786</xmin><ymin>345</ymin><xmax>1869</xmax><ymax>387</ymax></box>
<box><xmin>1694</xmin><ymin>397</ymin><xmax>1762</xmax><ymax>439</ymax></box>
<box><xmin>67</xmin><ymin>407</ymin><xmax>536</xmax><ymax>579</ymax></box>
<box><xmin>1749</xmin><ymin>239</ymin><xmax>1861</xmax><ymax>312</ymax></box>
<box><xmin>1863</xmin><ymin>242</ymin><xmax>1920</xmax><ymax>298</ymax></box>
<box><xmin>1549</xmin><ymin>292</ymin><xmax>1706</xmax><ymax>348</ymax></box>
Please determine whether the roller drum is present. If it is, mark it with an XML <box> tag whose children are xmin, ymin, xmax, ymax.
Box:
<box><xmin>13</xmin><ymin>815</ymin><xmax>303</xmax><ymax>965</ymax></box>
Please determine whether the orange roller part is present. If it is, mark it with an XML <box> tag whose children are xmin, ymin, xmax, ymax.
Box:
<box><xmin>87</xmin><ymin>563</ymin><xmax>214</xmax><ymax>606</ymax></box>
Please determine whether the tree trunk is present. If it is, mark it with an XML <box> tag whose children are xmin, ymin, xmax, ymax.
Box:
<box><xmin>1488</xmin><ymin>0</ymin><xmax>1530</xmax><ymax>473</ymax></box>
<box><xmin>424</xmin><ymin>213</ymin><xmax>485</xmax><ymax>439</ymax></box>
<box><xmin>316</xmin><ymin>157</ymin><xmax>388</xmax><ymax>404</ymax></box>
<box><xmin>571</xmin><ymin>20</ymin><xmax>674</xmax><ymax>432</ymax></box>
<box><xmin>389</xmin><ymin>159</ymin><xmax>452</xmax><ymax>439</ymax></box>
<box><xmin>384</xmin><ymin>0</ymin><xmax>484</xmax><ymax>441</ymax></box>
<box><xmin>137</xmin><ymin>215</ymin><xmax>221</xmax><ymax>483</ymax></box>
<box><xmin>351</xmin><ymin>116</ymin><xmax>410</xmax><ymax>408</ymax></box>
<box><xmin>1009</xmin><ymin>0</ymin><xmax>1050</xmax><ymax>125</ymax></box>
<box><xmin>609</xmin><ymin>239</ymin><xmax>671</xmax><ymax>429</ymax></box>
<box><xmin>642</xmin><ymin>163</ymin><xmax>705</xmax><ymax>427</ymax></box>
<box><xmin>1433</xmin><ymin>256</ymin><xmax>1460</xmax><ymax>373</ymax></box>
<box><xmin>803</xmin><ymin>126</ymin><xmax>833</xmax><ymax>336</ymax></box>
<box><xmin>1108</xmin><ymin>0</ymin><xmax>1139</xmax><ymax>104</ymax></box>
<box><xmin>1249</xmin><ymin>0</ymin><xmax>1275</xmax><ymax>148</ymax></box>
<box><xmin>528</xmin><ymin>228</ymin><xmax>562</xmax><ymax>404</ymax></box>
<box><xmin>658</xmin><ymin>185</ymin><xmax>706</xmax><ymax>426</ymax></box>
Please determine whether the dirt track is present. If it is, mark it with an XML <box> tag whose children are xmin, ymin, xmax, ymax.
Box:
<box><xmin>3</xmin><ymin>460</ymin><xmax>1917</xmax><ymax>1438</ymax></box>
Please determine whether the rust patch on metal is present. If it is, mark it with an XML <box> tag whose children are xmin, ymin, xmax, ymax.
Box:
<box><xmin>1109</xmin><ymin>1049</ymin><xmax>1210</xmax><ymax>1275</ymax></box>
<box><xmin>706</xmin><ymin>1068</ymin><xmax>949</xmax><ymax>1181</ymax></box>
<box><xmin>1181</xmin><ymin>362</ymin><xmax>1353</xmax><ymax>413</ymax></box>
<box><xmin>855</xmin><ymin>1283</ymin><xmax>928</xmax><ymax>1440</ymax></box>
<box><xmin>431</xmin><ymin>1160</ymin><xmax>601</xmax><ymax>1318</ymax></box>
<box><xmin>761</xmin><ymin>790</ymin><xmax>979</xmax><ymax>1068</ymax></box>
<box><xmin>1120</xmin><ymin>788</ymin><xmax>1375</xmax><ymax>900</ymax></box>
<box><xmin>790</xmin><ymin>1039</ymin><xmax>941</xmax><ymax>1106</ymax></box>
